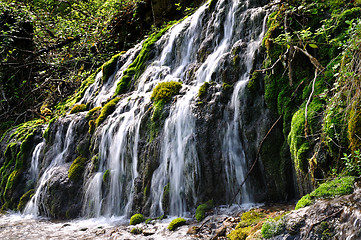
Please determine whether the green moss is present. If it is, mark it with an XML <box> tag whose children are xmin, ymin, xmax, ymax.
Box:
<box><xmin>69</xmin><ymin>104</ymin><xmax>87</xmax><ymax>114</ymax></box>
<box><xmin>129</xmin><ymin>213</ymin><xmax>144</xmax><ymax>225</ymax></box>
<box><xmin>103</xmin><ymin>169</ymin><xmax>110</xmax><ymax>183</ymax></box>
<box><xmin>3</xmin><ymin>170</ymin><xmax>21</xmax><ymax>202</ymax></box>
<box><xmin>168</xmin><ymin>217</ymin><xmax>186</xmax><ymax>231</ymax></box>
<box><xmin>236</xmin><ymin>210</ymin><xmax>266</xmax><ymax>229</ymax></box>
<box><xmin>348</xmin><ymin>103</ymin><xmax>361</xmax><ymax>152</ymax></box>
<box><xmin>102</xmin><ymin>52</ymin><xmax>122</xmax><ymax>83</ymax></box>
<box><xmin>86</xmin><ymin>106</ymin><xmax>102</xmax><ymax>120</ymax></box>
<box><xmin>247</xmin><ymin>71</ymin><xmax>259</xmax><ymax>92</ymax></box>
<box><xmin>114</xmin><ymin>23</ymin><xmax>177</xmax><ymax>96</ymax></box>
<box><xmin>68</xmin><ymin>156</ymin><xmax>87</xmax><ymax>181</ymax></box>
<box><xmin>43</xmin><ymin>118</ymin><xmax>56</xmax><ymax>141</ymax></box>
<box><xmin>88</xmin><ymin>120</ymin><xmax>96</xmax><ymax>134</ymax></box>
<box><xmin>151</xmin><ymin>81</ymin><xmax>182</xmax><ymax>103</ymax></box>
<box><xmin>295</xmin><ymin>176</ymin><xmax>355</xmax><ymax>209</ymax></box>
<box><xmin>17</xmin><ymin>189</ymin><xmax>34</xmax><ymax>211</ymax></box>
<box><xmin>130</xmin><ymin>227</ymin><xmax>142</xmax><ymax>234</ymax></box>
<box><xmin>95</xmin><ymin>97</ymin><xmax>120</xmax><ymax>127</ymax></box>
<box><xmin>162</xmin><ymin>183</ymin><xmax>170</xmax><ymax>214</ymax></box>
<box><xmin>295</xmin><ymin>194</ymin><xmax>312</xmax><ymax>210</ymax></box>
<box><xmin>227</xmin><ymin>226</ymin><xmax>252</xmax><ymax>240</ymax></box>
<box><xmin>261</xmin><ymin>218</ymin><xmax>285</xmax><ymax>239</ymax></box>
<box><xmin>195</xmin><ymin>200</ymin><xmax>213</xmax><ymax>221</ymax></box>
<box><xmin>198</xmin><ymin>82</ymin><xmax>209</xmax><ymax>98</ymax></box>
<box><xmin>222</xmin><ymin>82</ymin><xmax>232</xmax><ymax>91</ymax></box>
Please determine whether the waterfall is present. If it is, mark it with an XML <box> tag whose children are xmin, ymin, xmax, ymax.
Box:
<box><xmin>23</xmin><ymin>0</ymin><xmax>270</xmax><ymax>219</ymax></box>
<box><xmin>29</xmin><ymin>141</ymin><xmax>45</xmax><ymax>183</ymax></box>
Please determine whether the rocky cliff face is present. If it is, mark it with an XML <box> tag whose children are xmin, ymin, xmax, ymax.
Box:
<box><xmin>0</xmin><ymin>0</ymin><xmax>296</xmax><ymax>220</ymax></box>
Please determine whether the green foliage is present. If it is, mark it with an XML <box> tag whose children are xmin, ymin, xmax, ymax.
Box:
<box><xmin>17</xmin><ymin>189</ymin><xmax>34</xmax><ymax>211</ymax></box>
<box><xmin>236</xmin><ymin>210</ymin><xmax>266</xmax><ymax>229</ymax></box>
<box><xmin>261</xmin><ymin>218</ymin><xmax>285</xmax><ymax>239</ymax></box>
<box><xmin>198</xmin><ymin>82</ymin><xmax>210</xmax><ymax>98</ymax></box>
<box><xmin>227</xmin><ymin>226</ymin><xmax>252</xmax><ymax>240</ymax></box>
<box><xmin>342</xmin><ymin>150</ymin><xmax>361</xmax><ymax>176</ymax></box>
<box><xmin>151</xmin><ymin>81</ymin><xmax>182</xmax><ymax>103</ymax></box>
<box><xmin>69</xmin><ymin>104</ymin><xmax>87</xmax><ymax>114</ymax></box>
<box><xmin>195</xmin><ymin>200</ymin><xmax>213</xmax><ymax>221</ymax></box>
<box><xmin>68</xmin><ymin>156</ymin><xmax>87</xmax><ymax>181</ymax></box>
<box><xmin>168</xmin><ymin>217</ymin><xmax>186</xmax><ymax>231</ymax></box>
<box><xmin>95</xmin><ymin>97</ymin><xmax>120</xmax><ymax>127</ymax></box>
<box><xmin>129</xmin><ymin>213</ymin><xmax>144</xmax><ymax>225</ymax></box>
<box><xmin>295</xmin><ymin>176</ymin><xmax>355</xmax><ymax>209</ymax></box>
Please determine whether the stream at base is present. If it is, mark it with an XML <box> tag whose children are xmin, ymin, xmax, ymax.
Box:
<box><xmin>0</xmin><ymin>204</ymin><xmax>260</xmax><ymax>240</ymax></box>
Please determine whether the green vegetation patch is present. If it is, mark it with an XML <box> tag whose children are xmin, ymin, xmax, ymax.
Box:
<box><xmin>95</xmin><ymin>97</ymin><xmax>120</xmax><ymax>127</ymax></box>
<box><xmin>17</xmin><ymin>189</ymin><xmax>34</xmax><ymax>211</ymax></box>
<box><xmin>103</xmin><ymin>169</ymin><xmax>110</xmax><ymax>184</ymax></box>
<box><xmin>68</xmin><ymin>156</ymin><xmax>87</xmax><ymax>181</ymax></box>
<box><xmin>295</xmin><ymin>176</ymin><xmax>355</xmax><ymax>210</ymax></box>
<box><xmin>168</xmin><ymin>217</ymin><xmax>186</xmax><ymax>231</ymax></box>
<box><xmin>130</xmin><ymin>227</ymin><xmax>142</xmax><ymax>234</ymax></box>
<box><xmin>69</xmin><ymin>104</ymin><xmax>87</xmax><ymax>114</ymax></box>
<box><xmin>151</xmin><ymin>81</ymin><xmax>182</xmax><ymax>103</ymax></box>
<box><xmin>227</xmin><ymin>226</ymin><xmax>252</xmax><ymax>240</ymax></box>
<box><xmin>195</xmin><ymin>200</ymin><xmax>213</xmax><ymax>221</ymax></box>
<box><xmin>129</xmin><ymin>213</ymin><xmax>144</xmax><ymax>225</ymax></box>
<box><xmin>102</xmin><ymin>52</ymin><xmax>122</xmax><ymax>83</ymax></box>
<box><xmin>198</xmin><ymin>82</ymin><xmax>210</xmax><ymax>98</ymax></box>
<box><xmin>261</xmin><ymin>218</ymin><xmax>285</xmax><ymax>239</ymax></box>
<box><xmin>236</xmin><ymin>210</ymin><xmax>266</xmax><ymax>229</ymax></box>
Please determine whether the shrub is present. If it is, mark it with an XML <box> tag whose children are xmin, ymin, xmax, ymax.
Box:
<box><xmin>151</xmin><ymin>81</ymin><xmax>182</xmax><ymax>103</ymax></box>
<box><xmin>130</xmin><ymin>213</ymin><xmax>144</xmax><ymax>225</ymax></box>
<box><xmin>69</xmin><ymin>104</ymin><xmax>87</xmax><ymax>114</ymax></box>
<box><xmin>168</xmin><ymin>217</ymin><xmax>186</xmax><ymax>231</ymax></box>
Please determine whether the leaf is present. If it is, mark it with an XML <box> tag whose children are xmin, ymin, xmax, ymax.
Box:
<box><xmin>309</xmin><ymin>43</ymin><xmax>318</xmax><ymax>49</ymax></box>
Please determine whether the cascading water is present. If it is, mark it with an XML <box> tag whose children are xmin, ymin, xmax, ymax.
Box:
<box><xmin>28</xmin><ymin>141</ymin><xmax>45</xmax><ymax>183</ymax></box>
<box><xmin>23</xmin><ymin>0</ymin><xmax>271</xmax><ymax>219</ymax></box>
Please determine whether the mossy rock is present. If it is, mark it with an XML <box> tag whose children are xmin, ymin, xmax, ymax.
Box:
<box><xmin>295</xmin><ymin>176</ymin><xmax>355</xmax><ymax>210</ymax></box>
<box><xmin>168</xmin><ymin>217</ymin><xmax>186</xmax><ymax>231</ymax></box>
<box><xmin>198</xmin><ymin>82</ymin><xmax>210</xmax><ymax>98</ymax></box>
<box><xmin>86</xmin><ymin>106</ymin><xmax>102</xmax><ymax>120</ymax></box>
<box><xmin>68</xmin><ymin>156</ymin><xmax>87</xmax><ymax>181</ymax></box>
<box><xmin>95</xmin><ymin>97</ymin><xmax>120</xmax><ymax>127</ymax></box>
<box><xmin>227</xmin><ymin>226</ymin><xmax>252</xmax><ymax>240</ymax></box>
<box><xmin>151</xmin><ymin>81</ymin><xmax>182</xmax><ymax>103</ymax></box>
<box><xmin>17</xmin><ymin>189</ymin><xmax>34</xmax><ymax>211</ymax></box>
<box><xmin>162</xmin><ymin>183</ymin><xmax>170</xmax><ymax>214</ymax></box>
<box><xmin>236</xmin><ymin>210</ymin><xmax>266</xmax><ymax>228</ymax></box>
<box><xmin>102</xmin><ymin>52</ymin><xmax>122</xmax><ymax>83</ymax></box>
<box><xmin>103</xmin><ymin>169</ymin><xmax>110</xmax><ymax>184</ymax></box>
<box><xmin>130</xmin><ymin>227</ymin><xmax>142</xmax><ymax>234</ymax></box>
<box><xmin>195</xmin><ymin>200</ymin><xmax>213</xmax><ymax>221</ymax></box>
<box><xmin>130</xmin><ymin>213</ymin><xmax>144</xmax><ymax>225</ymax></box>
<box><xmin>69</xmin><ymin>104</ymin><xmax>87</xmax><ymax>114</ymax></box>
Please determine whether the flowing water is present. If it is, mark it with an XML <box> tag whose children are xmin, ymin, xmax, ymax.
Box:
<box><xmin>21</xmin><ymin>0</ymin><xmax>270</xmax><ymax>221</ymax></box>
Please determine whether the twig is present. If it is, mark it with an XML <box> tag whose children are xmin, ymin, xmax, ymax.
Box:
<box><xmin>304</xmin><ymin>70</ymin><xmax>318</xmax><ymax>137</ymax></box>
<box><xmin>294</xmin><ymin>46</ymin><xmax>325</xmax><ymax>72</ymax></box>
<box><xmin>230</xmin><ymin>114</ymin><xmax>283</xmax><ymax>204</ymax></box>
<box><xmin>303</xmin><ymin>209</ymin><xmax>343</xmax><ymax>240</ymax></box>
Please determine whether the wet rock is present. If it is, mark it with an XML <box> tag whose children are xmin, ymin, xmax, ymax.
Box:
<box><xmin>143</xmin><ymin>227</ymin><xmax>156</xmax><ymax>236</ymax></box>
<box><xmin>187</xmin><ymin>226</ymin><xmax>200</xmax><ymax>235</ymax></box>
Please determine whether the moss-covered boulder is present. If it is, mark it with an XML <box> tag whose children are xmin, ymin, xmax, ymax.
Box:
<box><xmin>168</xmin><ymin>217</ymin><xmax>186</xmax><ymax>231</ymax></box>
<box><xmin>68</xmin><ymin>156</ymin><xmax>87</xmax><ymax>181</ymax></box>
<box><xmin>95</xmin><ymin>97</ymin><xmax>120</xmax><ymax>127</ymax></box>
<box><xmin>130</xmin><ymin>213</ymin><xmax>144</xmax><ymax>225</ymax></box>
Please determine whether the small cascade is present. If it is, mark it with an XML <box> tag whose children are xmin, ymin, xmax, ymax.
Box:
<box><xmin>24</xmin><ymin>118</ymin><xmax>79</xmax><ymax>216</ymax></box>
<box><xmin>221</xmin><ymin>5</ymin><xmax>269</xmax><ymax>204</ymax></box>
<box><xmin>29</xmin><ymin>141</ymin><xmax>45</xmax><ymax>182</ymax></box>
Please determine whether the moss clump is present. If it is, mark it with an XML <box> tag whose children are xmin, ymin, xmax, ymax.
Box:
<box><xmin>195</xmin><ymin>200</ymin><xmax>213</xmax><ymax>221</ymax></box>
<box><xmin>3</xmin><ymin>170</ymin><xmax>21</xmax><ymax>201</ymax></box>
<box><xmin>247</xmin><ymin>71</ymin><xmax>260</xmax><ymax>92</ymax></box>
<box><xmin>295</xmin><ymin>176</ymin><xmax>355</xmax><ymax>209</ymax></box>
<box><xmin>168</xmin><ymin>217</ymin><xmax>186</xmax><ymax>231</ymax></box>
<box><xmin>130</xmin><ymin>227</ymin><xmax>142</xmax><ymax>234</ymax></box>
<box><xmin>17</xmin><ymin>189</ymin><xmax>34</xmax><ymax>211</ymax></box>
<box><xmin>69</xmin><ymin>104</ymin><xmax>87</xmax><ymax>114</ymax></box>
<box><xmin>43</xmin><ymin>118</ymin><xmax>56</xmax><ymax>142</ymax></box>
<box><xmin>103</xmin><ymin>169</ymin><xmax>110</xmax><ymax>183</ymax></box>
<box><xmin>130</xmin><ymin>213</ymin><xmax>144</xmax><ymax>225</ymax></box>
<box><xmin>227</xmin><ymin>226</ymin><xmax>252</xmax><ymax>240</ymax></box>
<box><xmin>295</xmin><ymin>194</ymin><xmax>312</xmax><ymax>210</ymax></box>
<box><xmin>261</xmin><ymin>218</ymin><xmax>285</xmax><ymax>239</ymax></box>
<box><xmin>151</xmin><ymin>81</ymin><xmax>182</xmax><ymax>103</ymax></box>
<box><xmin>68</xmin><ymin>156</ymin><xmax>87</xmax><ymax>181</ymax></box>
<box><xmin>198</xmin><ymin>82</ymin><xmax>210</xmax><ymax>98</ymax></box>
<box><xmin>86</xmin><ymin>106</ymin><xmax>102</xmax><ymax>120</ymax></box>
<box><xmin>236</xmin><ymin>210</ymin><xmax>266</xmax><ymax>229</ymax></box>
<box><xmin>102</xmin><ymin>52</ymin><xmax>122</xmax><ymax>83</ymax></box>
<box><xmin>222</xmin><ymin>82</ymin><xmax>232</xmax><ymax>91</ymax></box>
<box><xmin>114</xmin><ymin>23</ymin><xmax>177</xmax><ymax>96</ymax></box>
<box><xmin>95</xmin><ymin>97</ymin><xmax>120</xmax><ymax>127</ymax></box>
<box><xmin>88</xmin><ymin>120</ymin><xmax>96</xmax><ymax>134</ymax></box>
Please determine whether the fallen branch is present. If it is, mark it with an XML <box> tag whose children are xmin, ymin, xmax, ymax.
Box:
<box><xmin>303</xmin><ymin>208</ymin><xmax>343</xmax><ymax>240</ymax></box>
<box><xmin>304</xmin><ymin>70</ymin><xmax>318</xmax><ymax>137</ymax></box>
<box><xmin>230</xmin><ymin>114</ymin><xmax>283</xmax><ymax>204</ymax></box>
<box><xmin>294</xmin><ymin>46</ymin><xmax>325</xmax><ymax>72</ymax></box>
